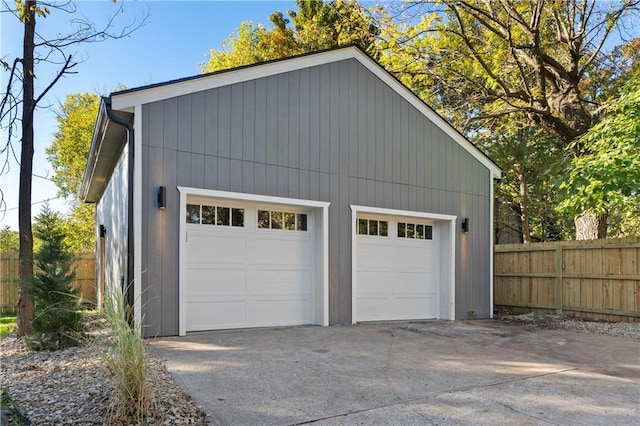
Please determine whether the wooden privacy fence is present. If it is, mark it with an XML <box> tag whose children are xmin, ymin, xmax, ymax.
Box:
<box><xmin>0</xmin><ymin>252</ymin><xmax>96</xmax><ymax>313</ymax></box>
<box><xmin>494</xmin><ymin>238</ymin><xmax>640</xmax><ymax>322</ymax></box>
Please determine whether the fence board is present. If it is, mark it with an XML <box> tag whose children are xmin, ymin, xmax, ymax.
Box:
<box><xmin>495</xmin><ymin>238</ymin><xmax>640</xmax><ymax>322</ymax></box>
<box><xmin>0</xmin><ymin>252</ymin><xmax>95</xmax><ymax>313</ymax></box>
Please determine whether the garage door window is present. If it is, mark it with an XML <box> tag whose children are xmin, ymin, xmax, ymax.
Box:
<box><xmin>398</xmin><ymin>222</ymin><xmax>432</xmax><ymax>240</ymax></box>
<box><xmin>357</xmin><ymin>219</ymin><xmax>388</xmax><ymax>236</ymax></box>
<box><xmin>258</xmin><ymin>210</ymin><xmax>307</xmax><ymax>231</ymax></box>
<box><xmin>186</xmin><ymin>204</ymin><xmax>244</xmax><ymax>227</ymax></box>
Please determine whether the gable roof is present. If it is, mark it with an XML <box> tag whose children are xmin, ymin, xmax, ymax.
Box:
<box><xmin>114</xmin><ymin>45</ymin><xmax>500</xmax><ymax>178</ymax></box>
<box><xmin>83</xmin><ymin>46</ymin><xmax>500</xmax><ymax>201</ymax></box>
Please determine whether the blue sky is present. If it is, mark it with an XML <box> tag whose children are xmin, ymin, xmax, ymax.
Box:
<box><xmin>1</xmin><ymin>0</ymin><xmax>295</xmax><ymax>230</ymax></box>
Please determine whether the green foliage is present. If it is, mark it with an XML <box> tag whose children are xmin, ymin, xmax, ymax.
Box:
<box><xmin>46</xmin><ymin>92</ymin><xmax>99</xmax><ymax>252</ymax></box>
<box><xmin>103</xmin><ymin>289</ymin><xmax>154</xmax><ymax>423</ymax></box>
<box><xmin>61</xmin><ymin>202</ymin><xmax>96</xmax><ymax>253</ymax></box>
<box><xmin>202</xmin><ymin>0</ymin><xmax>378</xmax><ymax>73</ymax></box>
<box><xmin>376</xmin><ymin>1</ymin><xmax>638</xmax><ymax>238</ymax></box>
<box><xmin>25</xmin><ymin>205</ymin><xmax>82</xmax><ymax>350</ymax></box>
<box><xmin>47</xmin><ymin>92</ymin><xmax>100</xmax><ymax>198</ymax></box>
<box><xmin>558</xmin><ymin>74</ymin><xmax>640</xmax><ymax>236</ymax></box>
<box><xmin>0</xmin><ymin>312</ymin><xmax>17</xmax><ymax>337</ymax></box>
<box><xmin>376</xmin><ymin>1</ymin><xmax>634</xmax><ymax>143</ymax></box>
<box><xmin>0</xmin><ymin>226</ymin><xmax>20</xmax><ymax>252</ymax></box>
<box><xmin>480</xmin><ymin>120</ymin><xmax>573</xmax><ymax>241</ymax></box>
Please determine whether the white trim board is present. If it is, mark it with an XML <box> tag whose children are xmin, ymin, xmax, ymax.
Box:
<box><xmin>133</xmin><ymin>105</ymin><xmax>143</xmax><ymax>331</ymax></box>
<box><xmin>350</xmin><ymin>205</ymin><xmax>456</xmax><ymax>323</ymax></box>
<box><xmin>111</xmin><ymin>47</ymin><xmax>501</xmax><ymax>179</ymax></box>
<box><xmin>177</xmin><ymin>187</ymin><xmax>330</xmax><ymax>335</ymax></box>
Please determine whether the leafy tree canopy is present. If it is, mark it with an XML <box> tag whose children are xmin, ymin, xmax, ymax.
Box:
<box><xmin>202</xmin><ymin>0</ymin><xmax>378</xmax><ymax>73</ymax></box>
<box><xmin>46</xmin><ymin>92</ymin><xmax>100</xmax><ymax>252</ymax></box>
<box><xmin>47</xmin><ymin>93</ymin><xmax>100</xmax><ymax>198</ymax></box>
<box><xmin>557</xmin><ymin>73</ymin><xmax>640</xmax><ymax>224</ymax></box>
<box><xmin>0</xmin><ymin>226</ymin><xmax>20</xmax><ymax>252</ymax></box>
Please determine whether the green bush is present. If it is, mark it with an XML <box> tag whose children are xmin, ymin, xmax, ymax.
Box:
<box><xmin>25</xmin><ymin>205</ymin><xmax>82</xmax><ymax>351</ymax></box>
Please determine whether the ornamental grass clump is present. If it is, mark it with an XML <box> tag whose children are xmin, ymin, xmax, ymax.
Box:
<box><xmin>102</xmin><ymin>289</ymin><xmax>156</xmax><ymax>424</ymax></box>
<box><xmin>25</xmin><ymin>205</ymin><xmax>82</xmax><ymax>351</ymax></box>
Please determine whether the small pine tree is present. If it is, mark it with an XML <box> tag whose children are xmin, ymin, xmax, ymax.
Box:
<box><xmin>26</xmin><ymin>205</ymin><xmax>82</xmax><ymax>350</ymax></box>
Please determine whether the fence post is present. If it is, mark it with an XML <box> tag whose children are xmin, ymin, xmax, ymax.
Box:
<box><xmin>554</xmin><ymin>245</ymin><xmax>563</xmax><ymax>314</ymax></box>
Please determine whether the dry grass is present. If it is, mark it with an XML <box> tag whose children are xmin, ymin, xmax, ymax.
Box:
<box><xmin>102</xmin><ymin>292</ymin><xmax>157</xmax><ymax>424</ymax></box>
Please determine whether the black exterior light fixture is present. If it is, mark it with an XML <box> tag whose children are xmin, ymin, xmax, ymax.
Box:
<box><xmin>99</xmin><ymin>224</ymin><xmax>107</xmax><ymax>238</ymax></box>
<box><xmin>158</xmin><ymin>186</ymin><xmax>167</xmax><ymax>210</ymax></box>
<box><xmin>461</xmin><ymin>217</ymin><xmax>469</xmax><ymax>233</ymax></box>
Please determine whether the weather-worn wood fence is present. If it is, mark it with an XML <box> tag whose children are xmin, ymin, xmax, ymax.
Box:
<box><xmin>494</xmin><ymin>238</ymin><xmax>640</xmax><ymax>322</ymax></box>
<box><xmin>0</xmin><ymin>252</ymin><xmax>95</xmax><ymax>313</ymax></box>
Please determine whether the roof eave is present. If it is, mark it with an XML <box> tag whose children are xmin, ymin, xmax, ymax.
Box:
<box><xmin>80</xmin><ymin>97</ymin><xmax>131</xmax><ymax>203</ymax></box>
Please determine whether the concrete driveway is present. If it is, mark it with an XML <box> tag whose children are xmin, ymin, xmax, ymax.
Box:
<box><xmin>150</xmin><ymin>320</ymin><xmax>639</xmax><ymax>425</ymax></box>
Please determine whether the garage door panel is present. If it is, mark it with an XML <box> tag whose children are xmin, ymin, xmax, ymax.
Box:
<box><xmin>247</xmin><ymin>269</ymin><xmax>311</xmax><ymax>294</ymax></box>
<box><xmin>187</xmin><ymin>300</ymin><xmax>247</xmax><ymax>331</ymax></box>
<box><xmin>187</xmin><ymin>268</ymin><xmax>247</xmax><ymax>294</ymax></box>
<box><xmin>357</xmin><ymin>271</ymin><xmax>393</xmax><ymax>294</ymax></box>
<box><xmin>188</xmin><ymin>234</ymin><xmax>247</xmax><ymax>264</ymax></box>
<box><xmin>356</xmin><ymin>243</ymin><xmax>393</xmax><ymax>267</ymax></box>
<box><xmin>248</xmin><ymin>299</ymin><xmax>311</xmax><ymax>325</ymax></box>
<box><xmin>248</xmin><ymin>237</ymin><xmax>311</xmax><ymax>266</ymax></box>
<box><xmin>393</xmin><ymin>271</ymin><xmax>434</xmax><ymax>293</ymax></box>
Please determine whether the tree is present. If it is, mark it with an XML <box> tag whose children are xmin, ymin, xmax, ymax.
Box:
<box><xmin>202</xmin><ymin>0</ymin><xmax>378</xmax><ymax>73</ymax></box>
<box><xmin>481</xmin><ymin>119</ymin><xmax>571</xmax><ymax>242</ymax></box>
<box><xmin>46</xmin><ymin>92</ymin><xmax>100</xmax><ymax>252</ymax></box>
<box><xmin>557</xmin><ymin>73</ymin><xmax>640</xmax><ymax>236</ymax></box>
<box><xmin>0</xmin><ymin>226</ymin><xmax>20</xmax><ymax>252</ymax></box>
<box><xmin>1</xmin><ymin>0</ymin><xmax>145</xmax><ymax>336</ymax></box>
<box><xmin>26</xmin><ymin>204</ymin><xmax>81</xmax><ymax>350</ymax></box>
<box><xmin>378</xmin><ymin>0</ymin><xmax>639</xmax><ymax>239</ymax></box>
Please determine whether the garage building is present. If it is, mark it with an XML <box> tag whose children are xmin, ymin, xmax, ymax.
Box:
<box><xmin>81</xmin><ymin>46</ymin><xmax>501</xmax><ymax>337</ymax></box>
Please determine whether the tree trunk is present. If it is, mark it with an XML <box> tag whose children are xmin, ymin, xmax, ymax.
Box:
<box><xmin>517</xmin><ymin>168</ymin><xmax>531</xmax><ymax>243</ymax></box>
<box><xmin>574</xmin><ymin>212</ymin><xmax>607</xmax><ymax>240</ymax></box>
<box><xmin>16</xmin><ymin>0</ymin><xmax>36</xmax><ymax>337</ymax></box>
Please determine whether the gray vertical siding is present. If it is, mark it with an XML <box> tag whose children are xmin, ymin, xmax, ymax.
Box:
<box><xmin>140</xmin><ymin>58</ymin><xmax>492</xmax><ymax>336</ymax></box>
<box><xmin>96</xmin><ymin>147</ymin><xmax>129</xmax><ymax>300</ymax></box>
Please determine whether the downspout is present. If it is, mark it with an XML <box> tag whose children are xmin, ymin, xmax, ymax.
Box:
<box><xmin>104</xmin><ymin>97</ymin><xmax>135</xmax><ymax>320</ymax></box>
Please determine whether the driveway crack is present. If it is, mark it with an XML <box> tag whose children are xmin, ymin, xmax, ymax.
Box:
<box><xmin>287</xmin><ymin>367</ymin><xmax>576</xmax><ymax>426</ymax></box>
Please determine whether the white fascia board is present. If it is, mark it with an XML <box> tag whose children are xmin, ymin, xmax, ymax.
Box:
<box><xmin>489</xmin><ymin>172</ymin><xmax>496</xmax><ymax>318</ymax></box>
<box><xmin>351</xmin><ymin>207</ymin><xmax>357</xmax><ymax>324</ymax></box>
<box><xmin>350</xmin><ymin>205</ymin><xmax>457</xmax><ymax>222</ymax></box>
<box><xmin>178</xmin><ymin>190</ymin><xmax>187</xmax><ymax>336</ymax></box>
<box><xmin>177</xmin><ymin>187</ymin><xmax>330</xmax><ymax>209</ymax></box>
<box><xmin>111</xmin><ymin>47</ymin><xmax>359</xmax><ymax>112</ymax></box>
<box><xmin>133</xmin><ymin>105</ymin><xmax>143</xmax><ymax>331</ymax></box>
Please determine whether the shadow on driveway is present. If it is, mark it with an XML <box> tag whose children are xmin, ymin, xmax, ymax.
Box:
<box><xmin>150</xmin><ymin>320</ymin><xmax>640</xmax><ymax>425</ymax></box>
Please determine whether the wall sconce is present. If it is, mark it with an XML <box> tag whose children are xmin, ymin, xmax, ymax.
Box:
<box><xmin>158</xmin><ymin>186</ymin><xmax>167</xmax><ymax>209</ymax></box>
<box><xmin>461</xmin><ymin>217</ymin><xmax>469</xmax><ymax>233</ymax></box>
<box><xmin>99</xmin><ymin>225</ymin><xmax>107</xmax><ymax>238</ymax></box>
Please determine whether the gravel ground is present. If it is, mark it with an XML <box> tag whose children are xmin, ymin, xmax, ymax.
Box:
<box><xmin>497</xmin><ymin>312</ymin><xmax>640</xmax><ymax>339</ymax></box>
<box><xmin>0</xmin><ymin>315</ymin><xmax>207</xmax><ymax>425</ymax></box>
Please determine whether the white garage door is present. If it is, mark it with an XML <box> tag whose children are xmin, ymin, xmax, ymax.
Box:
<box><xmin>356</xmin><ymin>216</ymin><xmax>437</xmax><ymax>321</ymax></box>
<box><xmin>184</xmin><ymin>200</ymin><xmax>313</xmax><ymax>331</ymax></box>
